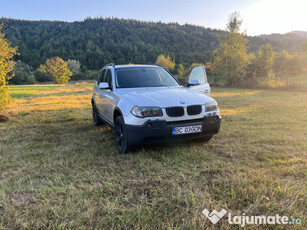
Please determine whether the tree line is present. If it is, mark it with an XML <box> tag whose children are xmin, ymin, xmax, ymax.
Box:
<box><xmin>0</xmin><ymin>17</ymin><xmax>226</xmax><ymax>70</ymax></box>
<box><xmin>206</xmin><ymin>12</ymin><xmax>307</xmax><ymax>86</ymax></box>
<box><xmin>1</xmin><ymin>17</ymin><xmax>305</xmax><ymax>71</ymax></box>
<box><xmin>1</xmin><ymin>15</ymin><xmax>307</xmax><ymax>110</ymax></box>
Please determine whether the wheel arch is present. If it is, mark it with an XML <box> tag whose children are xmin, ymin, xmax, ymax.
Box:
<box><xmin>113</xmin><ymin>107</ymin><xmax>123</xmax><ymax>123</ymax></box>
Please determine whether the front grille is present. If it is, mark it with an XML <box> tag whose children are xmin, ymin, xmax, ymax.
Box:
<box><xmin>187</xmin><ymin>105</ymin><xmax>202</xmax><ymax>115</ymax></box>
<box><xmin>165</xmin><ymin>107</ymin><xmax>184</xmax><ymax>117</ymax></box>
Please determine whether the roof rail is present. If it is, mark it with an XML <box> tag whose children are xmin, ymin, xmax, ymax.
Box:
<box><xmin>149</xmin><ymin>63</ymin><xmax>162</xmax><ymax>67</ymax></box>
<box><xmin>105</xmin><ymin>63</ymin><xmax>115</xmax><ymax>67</ymax></box>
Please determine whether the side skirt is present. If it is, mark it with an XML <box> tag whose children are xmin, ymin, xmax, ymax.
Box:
<box><xmin>98</xmin><ymin>113</ymin><xmax>115</xmax><ymax>129</ymax></box>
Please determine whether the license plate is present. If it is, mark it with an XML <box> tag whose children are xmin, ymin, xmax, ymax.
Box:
<box><xmin>172</xmin><ymin>125</ymin><xmax>202</xmax><ymax>135</ymax></box>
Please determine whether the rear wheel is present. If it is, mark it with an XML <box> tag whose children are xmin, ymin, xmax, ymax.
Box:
<box><xmin>115</xmin><ymin>116</ymin><xmax>133</xmax><ymax>154</ymax></box>
<box><xmin>92</xmin><ymin>104</ymin><xmax>103</xmax><ymax>126</ymax></box>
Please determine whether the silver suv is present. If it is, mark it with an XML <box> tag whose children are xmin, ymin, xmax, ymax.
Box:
<box><xmin>92</xmin><ymin>64</ymin><xmax>221</xmax><ymax>153</ymax></box>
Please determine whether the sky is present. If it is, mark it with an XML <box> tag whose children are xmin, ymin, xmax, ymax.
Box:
<box><xmin>0</xmin><ymin>0</ymin><xmax>307</xmax><ymax>36</ymax></box>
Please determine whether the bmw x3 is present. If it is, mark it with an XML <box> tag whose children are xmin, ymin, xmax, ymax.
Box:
<box><xmin>91</xmin><ymin>64</ymin><xmax>221</xmax><ymax>153</ymax></box>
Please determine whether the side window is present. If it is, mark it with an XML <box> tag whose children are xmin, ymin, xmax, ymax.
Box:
<box><xmin>103</xmin><ymin>69</ymin><xmax>113</xmax><ymax>89</ymax></box>
<box><xmin>98</xmin><ymin>69</ymin><xmax>106</xmax><ymax>84</ymax></box>
<box><xmin>188</xmin><ymin>66</ymin><xmax>207</xmax><ymax>84</ymax></box>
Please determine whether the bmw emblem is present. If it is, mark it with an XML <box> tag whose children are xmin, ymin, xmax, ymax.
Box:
<box><xmin>180</xmin><ymin>101</ymin><xmax>185</xmax><ymax>104</ymax></box>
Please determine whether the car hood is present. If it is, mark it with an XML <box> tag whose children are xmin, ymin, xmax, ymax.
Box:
<box><xmin>116</xmin><ymin>86</ymin><xmax>214</xmax><ymax>107</ymax></box>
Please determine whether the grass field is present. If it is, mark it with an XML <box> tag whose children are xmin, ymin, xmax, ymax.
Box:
<box><xmin>0</xmin><ymin>83</ymin><xmax>306</xmax><ymax>229</ymax></box>
<box><xmin>208</xmin><ymin>74</ymin><xmax>307</xmax><ymax>91</ymax></box>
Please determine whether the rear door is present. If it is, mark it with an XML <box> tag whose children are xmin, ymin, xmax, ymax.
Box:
<box><xmin>187</xmin><ymin>65</ymin><xmax>210</xmax><ymax>96</ymax></box>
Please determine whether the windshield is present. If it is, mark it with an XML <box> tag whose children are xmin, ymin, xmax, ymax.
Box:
<box><xmin>115</xmin><ymin>67</ymin><xmax>179</xmax><ymax>88</ymax></box>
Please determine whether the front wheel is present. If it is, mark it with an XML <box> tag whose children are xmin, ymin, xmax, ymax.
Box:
<box><xmin>114</xmin><ymin>116</ymin><xmax>134</xmax><ymax>154</ymax></box>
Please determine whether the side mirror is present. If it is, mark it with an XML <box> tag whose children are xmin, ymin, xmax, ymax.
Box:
<box><xmin>186</xmin><ymin>79</ymin><xmax>200</xmax><ymax>87</ymax></box>
<box><xmin>99</xmin><ymin>82</ymin><xmax>110</xmax><ymax>89</ymax></box>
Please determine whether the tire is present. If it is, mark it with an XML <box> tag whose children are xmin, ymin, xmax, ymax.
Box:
<box><xmin>92</xmin><ymin>104</ymin><xmax>103</xmax><ymax>126</ymax></box>
<box><xmin>114</xmin><ymin>116</ymin><xmax>133</xmax><ymax>154</ymax></box>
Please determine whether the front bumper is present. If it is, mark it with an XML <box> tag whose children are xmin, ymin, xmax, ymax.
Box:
<box><xmin>125</xmin><ymin>115</ymin><xmax>221</xmax><ymax>145</ymax></box>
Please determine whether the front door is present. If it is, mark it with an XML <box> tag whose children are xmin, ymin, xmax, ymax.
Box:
<box><xmin>100</xmin><ymin>68</ymin><xmax>115</xmax><ymax>123</ymax></box>
<box><xmin>95</xmin><ymin>69</ymin><xmax>106</xmax><ymax>115</ymax></box>
<box><xmin>187</xmin><ymin>65</ymin><xmax>210</xmax><ymax>96</ymax></box>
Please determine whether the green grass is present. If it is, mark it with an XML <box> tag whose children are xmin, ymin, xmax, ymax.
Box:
<box><xmin>0</xmin><ymin>84</ymin><xmax>306</xmax><ymax>229</ymax></box>
<box><xmin>8</xmin><ymin>85</ymin><xmax>59</xmax><ymax>98</ymax></box>
<box><xmin>208</xmin><ymin>74</ymin><xmax>307</xmax><ymax>91</ymax></box>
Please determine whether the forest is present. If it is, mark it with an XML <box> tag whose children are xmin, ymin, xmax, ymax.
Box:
<box><xmin>1</xmin><ymin>17</ymin><xmax>306</xmax><ymax>70</ymax></box>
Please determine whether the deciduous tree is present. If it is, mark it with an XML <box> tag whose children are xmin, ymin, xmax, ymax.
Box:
<box><xmin>40</xmin><ymin>57</ymin><xmax>72</xmax><ymax>84</ymax></box>
<box><xmin>156</xmin><ymin>54</ymin><xmax>175</xmax><ymax>72</ymax></box>
<box><xmin>0</xmin><ymin>25</ymin><xmax>17</xmax><ymax>110</ymax></box>
<box><xmin>254</xmin><ymin>44</ymin><xmax>274</xmax><ymax>77</ymax></box>
<box><xmin>67</xmin><ymin>59</ymin><xmax>81</xmax><ymax>75</ymax></box>
<box><xmin>10</xmin><ymin>60</ymin><xmax>33</xmax><ymax>84</ymax></box>
<box><xmin>273</xmin><ymin>50</ymin><xmax>307</xmax><ymax>76</ymax></box>
<box><xmin>177</xmin><ymin>64</ymin><xmax>185</xmax><ymax>76</ymax></box>
<box><xmin>273</xmin><ymin>50</ymin><xmax>293</xmax><ymax>75</ymax></box>
<box><xmin>208</xmin><ymin>12</ymin><xmax>249</xmax><ymax>85</ymax></box>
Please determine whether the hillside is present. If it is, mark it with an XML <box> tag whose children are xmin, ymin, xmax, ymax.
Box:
<box><xmin>286</xmin><ymin>31</ymin><xmax>307</xmax><ymax>37</ymax></box>
<box><xmin>258</xmin><ymin>32</ymin><xmax>307</xmax><ymax>53</ymax></box>
<box><xmin>0</xmin><ymin>17</ymin><xmax>306</xmax><ymax>70</ymax></box>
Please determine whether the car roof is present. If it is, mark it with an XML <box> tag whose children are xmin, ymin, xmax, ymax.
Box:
<box><xmin>112</xmin><ymin>64</ymin><xmax>162</xmax><ymax>69</ymax></box>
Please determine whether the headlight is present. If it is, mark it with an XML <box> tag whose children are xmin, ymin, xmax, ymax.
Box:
<box><xmin>131</xmin><ymin>106</ymin><xmax>163</xmax><ymax>118</ymax></box>
<box><xmin>205</xmin><ymin>101</ymin><xmax>218</xmax><ymax>112</ymax></box>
